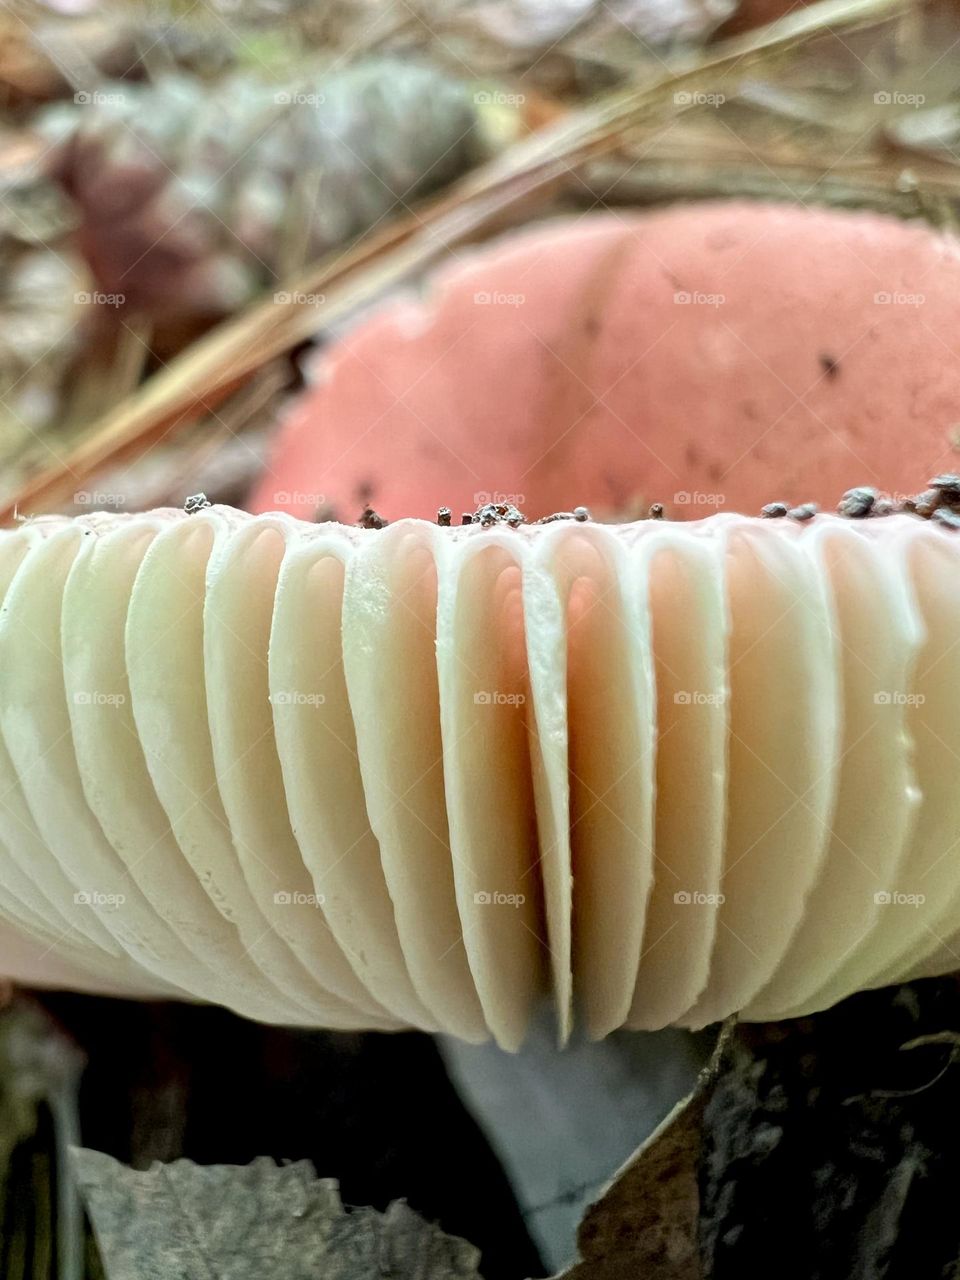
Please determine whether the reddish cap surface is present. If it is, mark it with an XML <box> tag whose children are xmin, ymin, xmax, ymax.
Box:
<box><xmin>253</xmin><ymin>202</ymin><xmax>960</xmax><ymax>521</ymax></box>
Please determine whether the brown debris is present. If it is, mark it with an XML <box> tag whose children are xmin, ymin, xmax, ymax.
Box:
<box><xmin>807</xmin><ymin>479</ymin><xmax>960</xmax><ymax>529</ymax></box>
<box><xmin>477</xmin><ymin>504</ymin><xmax>501</xmax><ymax>527</ymax></box>
<box><xmin>535</xmin><ymin>511</ymin><xmax>578</xmax><ymax>524</ymax></box>
<box><xmin>837</xmin><ymin>487</ymin><xmax>877</xmax><ymax>518</ymax></box>
<box><xmin>337</xmin><ymin>481</ymin><xmax>960</xmax><ymax>534</ymax></box>
<box><xmin>788</xmin><ymin>503</ymin><xmax>818</xmax><ymax>521</ymax></box>
<box><xmin>929</xmin><ymin>474</ymin><xmax>960</xmax><ymax>504</ymax></box>
<box><xmin>909</xmin><ymin>488</ymin><xmax>940</xmax><ymax>517</ymax></box>
<box><xmin>456</xmin><ymin>501</ymin><xmax>529</xmax><ymax>527</ymax></box>
<box><xmin>358</xmin><ymin>506</ymin><xmax>388</xmax><ymax>529</ymax></box>
<box><xmin>899</xmin><ymin>480</ymin><xmax>960</xmax><ymax>523</ymax></box>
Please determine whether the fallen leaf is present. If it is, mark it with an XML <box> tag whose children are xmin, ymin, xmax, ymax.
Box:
<box><xmin>551</xmin><ymin>1093</ymin><xmax>704</xmax><ymax>1280</ymax></box>
<box><xmin>71</xmin><ymin>1150</ymin><xmax>484</xmax><ymax>1280</ymax></box>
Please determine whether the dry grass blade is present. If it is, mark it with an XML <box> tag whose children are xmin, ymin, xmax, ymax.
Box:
<box><xmin>578</xmin><ymin>149</ymin><xmax>960</xmax><ymax>220</ymax></box>
<box><xmin>1</xmin><ymin>0</ymin><xmax>909</xmax><ymax>521</ymax></box>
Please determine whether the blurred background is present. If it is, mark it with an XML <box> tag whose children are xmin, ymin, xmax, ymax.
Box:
<box><xmin>5</xmin><ymin>0</ymin><xmax>960</xmax><ymax>527</ymax></box>
<box><xmin>3</xmin><ymin>0</ymin><xmax>960</xmax><ymax>1276</ymax></box>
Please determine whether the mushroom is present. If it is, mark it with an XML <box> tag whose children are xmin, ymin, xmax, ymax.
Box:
<box><xmin>0</xmin><ymin>500</ymin><xmax>957</xmax><ymax>1049</ymax></box>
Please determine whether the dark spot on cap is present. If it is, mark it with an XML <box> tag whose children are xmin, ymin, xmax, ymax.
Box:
<box><xmin>761</xmin><ymin>502</ymin><xmax>789</xmax><ymax>518</ymax></box>
<box><xmin>437</xmin><ymin>507</ymin><xmax>452</xmax><ymax>527</ymax></box>
<box><xmin>819</xmin><ymin>353</ymin><xmax>840</xmax><ymax>379</ymax></box>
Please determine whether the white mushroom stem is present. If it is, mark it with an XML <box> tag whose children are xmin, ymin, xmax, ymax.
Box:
<box><xmin>0</xmin><ymin>506</ymin><xmax>952</xmax><ymax>1048</ymax></box>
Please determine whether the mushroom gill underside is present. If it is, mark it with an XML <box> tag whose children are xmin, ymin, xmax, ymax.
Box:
<box><xmin>0</xmin><ymin>506</ymin><xmax>955</xmax><ymax>1051</ymax></box>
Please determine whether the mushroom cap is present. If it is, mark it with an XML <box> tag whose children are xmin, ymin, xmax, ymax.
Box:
<box><xmin>252</xmin><ymin>203</ymin><xmax>960</xmax><ymax>523</ymax></box>
<box><xmin>0</xmin><ymin>503</ymin><xmax>956</xmax><ymax>1046</ymax></box>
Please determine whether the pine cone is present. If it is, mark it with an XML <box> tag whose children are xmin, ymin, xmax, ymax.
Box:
<box><xmin>39</xmin><ymin>60</ymin><xmax>484</xmax><ymax>319</ymax></box>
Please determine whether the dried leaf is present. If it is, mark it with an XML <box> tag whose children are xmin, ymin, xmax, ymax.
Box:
<box><xmin>72</xmin><ymin>1150</ymin><xmax>484</xmax><ymax>1280</ymax></box>
<box><xmin>553</xmin><ymin>1093</ymin><xmax>705</xmax><ymax>1280</ymax></box>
